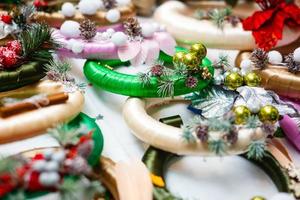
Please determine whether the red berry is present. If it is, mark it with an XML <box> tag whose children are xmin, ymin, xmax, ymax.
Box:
<box><xmin>27</xmin><ymin>171</ymin><xmax>43</xmax><ymax>191</ymax></box>
<box><xmin>33</xmin><ymin>0</ymin><xmax>48</xmax><ymax>7</ymax></box>
<box><xmin>1</xmin><ymin>14</ymin><xmax>12</xmax><ymax>24</ymax></box>
<box><xmin>1</xmin><ymin>50</ymin><xmax>18</xmax><ymax>68</ymax></box>
<box><xmin>7</xmin><ymin>40</ymin><xmax>22</xmax><ymax>55</ymax></box>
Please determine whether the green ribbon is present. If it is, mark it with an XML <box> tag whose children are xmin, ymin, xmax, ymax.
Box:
<box><xmin>143</xmin><ymin>115</ymin><xmax>291</xmax><ymax>200</ymax></box>
<box><xmin>83</xmin><ymin>47</ymin><xmax>214</xmax><ymax>97</ymax></box>
<box><xmin>0</xmin><ymin>61</ymin><xmax>46</xmax><ymax>92</ymax></box>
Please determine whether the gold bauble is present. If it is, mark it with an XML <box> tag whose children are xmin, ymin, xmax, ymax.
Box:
<box><xmin>224</xmin><ymin>72</ymin><xmax>243</xmax><ymax>90</ymax></box>
<box><xmin>173</xmin><ymin>51</ymin><xmax>186</xmax><ymax>64</ymax></box>
<box><xmin>190</xmin><ymin>43</ymin><xmax>207</xmax><ymax>60</ymax></box>
<box><xmin>244</xmin><ymin>72</ymin><xmax>261</xmax><ymax>87</ymax></box>
<box><xmin>183</xmin><ymin>52</ymin><xmax>200</xmax><ymax>70</ymax></box>
<box><xmin>258</xmin><ymin>105</ymin><xmax>280</xmax><ymax>124</ymax></box>
<box><xmin>233</xmin><ymin>105</ymin><xmax>251</xmax><ymax>125</ymax></box>
<box><xmin>251</xmin><ymin>196</ymin><xmax>266</xmax><ymax>200</ymax></box>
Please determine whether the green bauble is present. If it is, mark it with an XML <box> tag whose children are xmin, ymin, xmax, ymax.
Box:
<box><xmin>258</xmin><ymin>105</ymin><xmax>280</xmax><ymax>124</ymax></box>
<box><xmin>244</xmin><ymin>72</ymin><xmax>261</xmax><ymax>87</ymax></box>
<box><xmin>233</xmin><ymin>105</ymin><xmax>251</xmax><ymax>124</ymax></box>
<box><xmin>251</xmin><ymin>196</ymin><xmax>266</xmax><ymax>200</ymax></box>
<box><xmin>225</xmin><ymin>72</ymin><xmax>243</xmax><ymax>90</ymax></box>
<box><xmin>190</xmin><ymin>43</ymin><xmax>207</xmax><ymax>60</ymax></box>
<box><xmin>183</xmin><ymin>52</ymin><xmax>200</xmax><ymax>70</ymax></box>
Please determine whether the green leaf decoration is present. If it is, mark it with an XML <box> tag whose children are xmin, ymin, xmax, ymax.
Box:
<box><xmin>247</xmin><ymin>140</ymin><xmax>266</xmax><ymax>160</ymax></box>
<box><xmin>185</xmin><ymin>86</ymin><xmax>238</xmax><ymax>118</ymax></box>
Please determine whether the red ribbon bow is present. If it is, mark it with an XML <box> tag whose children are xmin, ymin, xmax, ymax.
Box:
<box><xmin>242</xmin><ymin>0</ymin><xmax>300</xmax><ymax>50</ymax></box>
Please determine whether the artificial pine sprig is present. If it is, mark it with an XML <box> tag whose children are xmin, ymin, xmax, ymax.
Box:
<box><xmin>11</xmin><ymin>5</ymin><xmax>35</xmax><ymax>30</ymax></box>
<box><xmin>18</xmin><ymin>23</ymin><xmax>60</xmax><ymax>62</ymax></box>
<box><xmin>208</xmin><ymin>140</ymin><xmax>226</xmax><ymax>156</ymax></box>
<box><xmin>247</xmin><ymin>140</ymin><xmax>266</xmax><ymax>160</ymax></box>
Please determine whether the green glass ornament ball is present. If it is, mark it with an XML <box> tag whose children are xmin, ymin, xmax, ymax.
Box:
<box><xmin>173</xmin><ymin>51</ymin><xmax>186</xmax><ymax>64</ymax></box>
<box><xmin>251</xmin><ymin>196</ymin><xmax>266</xmax><ymax>200</ymax></box>
<box><xmin>190</xmin><ymin>43</ymin><xmax>207</xmax><ymax>60</ymax></box>
<box><xmin>183</xmin><ymin>52</ymin><xmax>200</xmax><ymax>70</ymax></box>
<box><xmin>258</xmin><ymin>105</ymin><xmax>280</xmax><ymax>124</ymax></box>
<box><xmin>244</xmin><ymin>72</ymin><xmax>261</xmax><ymax>87</ymax></box>
<box><xmin>233</xmin><ymin>105</ymin><xmax>251</xmax><ymax>125</ymax></box>
<box><xmin>225</xmin><ymin>72</ymin><xmax>244</xmax><ymax>90</ymax></box>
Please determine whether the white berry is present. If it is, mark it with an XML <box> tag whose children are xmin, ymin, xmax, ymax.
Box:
<box><xmin>61</xmin><ymin>2</ymin><xmax>76</xmax><ymax>17</ymax></box>
<box><xmin>214</xmin><ymin>75</ymin><xmax>223</xmax><ymax>85</ymax></box>
<box><xmin>106</xmin><ymin>28</ymin><xmax>115</xmax><ymax>35</ymax></box>
<box><xmin>60</xmin><ymin>21</ymin><xmax>81</xmax><ymax>38</ymax></box>
<box><xmin>270</xmin><ymin>193</ymin><xmax>295</xmax><ymax>200</ymax></box>
<box><xmin>78</xmin><ymin>0</ymin><xmax>98</xmax><ymax>15</ymax></box>
<box><xmin>268</xmin><ymin>50</ymin><xmax>283</xmax><ymax>64</ymax></box>
<box><xmin>39</xmin><ymin>172</ymin><xmax>60</xmax><ymax>186</ymax></box>
<box><xmin>116</xmin><ymin>0</ymin><xmax>130</xmax><ymax>6</ymax></box>
<box><xmin>106</xmin><ymin>9</ymin><xmax>121</xmax><ymax>23</ymax></box>
<box><xmin>80</xmin><ymin>0</ymin><xmax>103</xmax><ymax>9</ymax></box>
<box><xmin>45</xmin><ymin>161</ymin><xmax>59</xmax><ymax>171</ymax></box>
<box><xmin>232</xmin><ymin>67</ymin><xmax>239</xmax><ymax>73</ymax></box>
<box><xmin>101</xmin><ymin>31</ymin><xmax>110</xmax><ymax>40</ymax></box>
<box><xmin>71</xmin><ymin>41</ymin><xmax>84</xmax><ymax>54</ymax></box>
<box><xmin>111</xmin><ymin>32</ymin><xmax>127</xmax><ymax>46</ymax></box>
<box><xmin>141</xmin><ymin>23</ymin><xmax>155</xmax><ymax>38</ymax></box>
<box><xmin>51</xmin><ymin>151</ymin><xmax>66</xmax><ymax>163</ymax></box>
<box><xmin>32</xmin><ymin>160</ymin><xmax>47</xmax><ymax>172</ymax></box>
<box><xmin>293</xmin><ymin>47</ymin><xmax>300</xmax><ymax>62</ymax></box>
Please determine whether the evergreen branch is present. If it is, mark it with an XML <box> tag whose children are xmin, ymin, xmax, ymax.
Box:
<box><xmin>247</xmin><ymin>140</ymin><xmax>266</xmax><ymax>160</ymax></box>
<box><xmin>245</xmin><ymin>115</ymin><xmax>261</xmax><ymax>129</ymax></box>
<box><xmin>138</xmin><ymin>72</ymin><xmax>151</xmax><ymax>87</ymax></box>
<box><xmin>208</xmin><ymin>140</ymin><xmax>226</xmax><ymax>156</ymax></box>
<box><xmin>0</xmin><ymin>157</ymin><xmax>22</xmax><ymax>174</ymax></box>
<box><xmin>157</xmin><ymin>79</ymin><xmax>174</xmax><ymax>97</ymax></box>
<box><xmin>182</xmin><ymin>125</ymin><xmax>196</xmax><ymax>143</ymax></box>
<box><xmin>208</xmin><ymin>8</ymin><xmax>232</xmax><ymax>29</ymax></box>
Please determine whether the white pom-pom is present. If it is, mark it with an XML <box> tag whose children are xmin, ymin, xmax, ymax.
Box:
<box><xmin>270</xmin><ymin>193</ymin><xmax>295</xmax><ymax>200</ymax></box>
<box><xmin>141</xmin><ymin>23</ymin><xmax>155</xmax><ymax>38</ymax></box>
<box><xmin>39</xmin><ymin>172</ymin><xmax>60</xmax><ymax>186</ymax></box>
<box><xmin>111</xmin><ymin>32</ymin><xmax>127</xmax><ymax>46</ymax></box>
<box><xmin>60</xmin><ymin>21</ymin><xmax>81</xmax><ymax>38</ymax></box>
<box><xmin>81</xmin><ymin>0</ymin><xmax>103</xmax><ymax>9</ymax></box>
<box><xmin>293</xmin><ymin>47</ymin><xmax>300</xmax><ymax>62</ymax></box>
<box><xmin>268</xmin><ymin>50</ymin><xmax>283</xmax><ymax>64</ymax></box>
<box><xmin>51</xmin><ymin>151</ymin><xmax>65</xmax><ymax>163</ymax></box>
<box><xmin>101</xmin><ymin>32</ymin><xmax>110</xmax><ymax>40</ymax></box>
<box><xmin>44</xmin><ymin>161</ymin><xmax>59</xmax><ymax>172</ymax></box>
<box><xmin>32</xmin><ymin>160</ymin><xmax>47</xmax><ymax>171</ymax></box>
<box><xmin>152</xmin><ymin>22</ymin><xmax>160</xmax><ymax>32</ymax></box>
<box><xmin>240</xmin><ymin>59</ymin><xmax>252</xmax><ymax>75</ymax></box>
<box><xmin>116</xmin><ymin>0</ymin><xmax>130</xmax><ymax>6</ymax></box>
<box><xmin>71</xmin><ymin>41</ymin><xmax>84</xmax><ymax>54</ymax></box>
<box><xmin>61</xmin><ymin>2</ymin><xmax>76</xmax><ymax>17</ymax></box>
<box><xmin>106</xmin><ymin>9</ymin><xmax>121</xmax><ymax>23</ymax></box>
<box><xmin>232</xmin><ymin>67</ymin><xmax>239</xmax><ymax>73</ymax></box>
<box><xmin>106</xmin><ymin>28</ymin><xmax>115</xmax><ymax>35</ymax></box>
<box><xmin>78</xmin><ymin>0</ymin><xmax>98</xmax><ymax>15</ymax></box>
<box><xmin>247</xmin><ymin>101</ymin><xmax>261</xmax><ymax>113</ymax></box>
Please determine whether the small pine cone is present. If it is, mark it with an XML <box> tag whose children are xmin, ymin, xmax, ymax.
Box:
<box><xmin>79</xmin><ymin>19</ymin><xmax>97</xmax><ymax>41</ymax></box>
<box><xmin>185</xmin><ymin>76</ymin><xmax>198</xmax><ymax>88</ymax></box>
<box><xmin>102</xmin><ymin>0</ymin><xmax>117</xmax><ymax>10</ymax></box>
<box><xmin>196</xmin><ymin>125</ymin><xmax>208</xmax><ymax>142</ymax></box>
<box><xmin>151</xmin><ymin>65</ymin><xmax>164</xmax><ymax>76</ymax></box>
<box><xmin>123</xmin><ymin>17</ymin><xmax>142</xmax><ymax>39</ymax></box>
<box><xmin>64</xmin><ymin>157</ymin><xmax>91</xmax><ymax>175</ymax></box>
<box><xmin>201</xmin><ymin>67</ymin><xmax>211</xmax><ymax>80</ymax></box>
<box><xmin>250</xmin><ymin>48</ymin><xmax>268</xmax><ymax>69</ymax></box>
<box><xmin>285</xmin><ymin>53</ymin><xmax>300</xmax><ymax>73</ymax></box>
<box><xmin>225</xmin><ymin>128</ymin><xmax>238</xmax><ymax>144</ymax></box>
<box><xmin>226</xmin><ymin>16</ymin><xmax>240</xmax><ymax>27</ymax></box>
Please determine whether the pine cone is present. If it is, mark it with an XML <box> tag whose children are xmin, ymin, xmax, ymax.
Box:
<box><xmin>103</xmin><ymin>0</ymin><xmax>117</xmax><ymax>10</ymax></box>
<box><xmin>151</xmin><ymin>64</ymin><xmax>164</xmax><ymax>76</ymax></box>
<box><xmin>79</xmin><ymin>19</ymin><xmax>97</xmax><ymax>41</ymax></box>
<box><xmin>285</xmin><ymin>53</ymin><xmax>300</xmax><ymax>73</ymax></box>
<box><xmin>196</xmin><ymin>125</ymin><xmax>208</xmax><ymax>142</ymax></box>
<box><xmin>250</xmin><ymin>48</ymin><xmax>268</xmax><ymax>69</ymax></box>
<box><xmin>225</xmin><ymin>128</ymin><xmax>238</xmax><ymax>144</ymax></box>
<box><xmin>123</xmin><ymin>17</ymin><xmax>142</xmax><ymax>39</ymax></box>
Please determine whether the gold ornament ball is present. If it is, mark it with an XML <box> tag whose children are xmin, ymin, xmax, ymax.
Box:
<box><xmin>224</xmin><ymin>72</ymin><xmax>244</xmax><ymax>90</ymax></box>
<box><xmin>233</xmin><ymin>105</ymin><xmax>251</xmax><ymax>124</ymax></box>
<box><xmin>183</xmin><ymin>52</ymin><xmax>200</xmax><ymax>70</ymax></box>
<box><xmin>244</xmin><ymin>72</ymin><xmax>261</xmax><ymax>87</ymax></box>
<box><xmin>173</xmin><ymin>51</ymin><xmax>186</xmax><ymax>64</ymax></box>
<box><xmin>258</xmin><ymin>105</ymin><xmax>280</xmax><ymax>124</ymax></box>
<box><xmin>251</xmin><ymin>196</ymin><xmax>266</xmax><ymax>200</ymax></box>
<box><xmin>190</xmin><ymin>43</ymin><xmax>207</xmax><ymax>60</ymax></box>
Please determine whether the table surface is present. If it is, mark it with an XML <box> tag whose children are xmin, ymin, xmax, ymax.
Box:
<box><xmin>0</xmin><ymin>48</ymin><xmax>299</xmax><ymax>200</ymax></box>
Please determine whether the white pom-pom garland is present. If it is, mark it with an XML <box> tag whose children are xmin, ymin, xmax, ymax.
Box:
<box><xmin>106</xmin><ymin>9</ymin><xmax>121</xmax><ymax>23</ymax></box>
<box><xmin>60</xmin><ymin>21</ymin><xmax>81</xmax><ymax>38</ymax></box>
<box><xmin>61</xmin><ymin>2</ymin><xmax>76</xmax><ymax>17</ymax></box>
<box><xmin>268</xmin><ymin>50</ymin><xmax>283</xmax><ymax>64</ymax></box>
<box><xmin>240</xmin><ymin>59</ymin><xmax>252</xmax><ymax>75</ymax></box>
<box><xmin>78</xmin><ymin>0</ymin><xmax>98</xmax><ymax>15</ymax></box>
<box><xmin>141</xmin><ymin>23</ymin><xmax>155</xmax><ymax>38</ymax></box>
<box><xmin>111</xmin><ymin>32</ymin><xmax>127</xmax><ymax>46</ymax></box>
<box><xmin>293</xmin><ymin>47</ymin><xmax>300</xmax><ymax>63</ymax></box>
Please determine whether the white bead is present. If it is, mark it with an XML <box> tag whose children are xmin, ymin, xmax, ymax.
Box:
<box><xmin>106</xmin><ymin>28</ymin><xmax>115</xmax><ymax>35</ymax></box>
<box><xmin>78</xmin><ymin>0</ymin><xmax>98</xmax><ymax>15</ymax></box>
<box><xmin>214</xmin><ymin>75</ymin><xmax>223</xmax><ymax>85</ymax></box>
<box><xmin>60</xmin><ymin>21</ymin><xmax>81</xmax><ymax>38</ymax></box>
<box><xmin>232</xmin><ymin>67</ymin><xmax>239</xmax><ymax>73</ymax></box>
<box><xmin>32</xmin><ymin>160</ymin><xmax>47</xmax><ymax>171</ymax></box>
<box><xmin>45</xmin><ymin>161</ymin><xmax>59</xmax><ymax>171</ymax></box>
<box><xmin>111</xmin><ymin>32</ymin><xmax>127</xmax><ymax>46</ymax></box>
<box><xmin>71</xmin><ymin>41</ymin><xmax>84</xmax><ymax>54</ymax></box>
<box><xmin>51</xmin><ymin>151</ymin><xmax>66</xmax><ymax>163</ymax></box>
<box><xmin>293</xmin><ymin>47</ymin><xmax>300</xmax><ymax>62</ymax></box>
<box><xmin>270</xmin><ymin>193</ymin><xmax>295</xmax><ymax>200</ymax></box>
<box><xmin>106</xmin><ymin>9</ymin><xmax>121</xmax><ymax>23</ymax></box>
<box><xmin>268</xmin><ymin>50</ymin><xmax>283</xmax><ymax>64</ymax></box>
<box><xmin>141</xmin><ymin>24</ymin><xmax>155</xmax><ymax>38</ymax></box>
<box><xmin>39</xmin><ymin>172</ymin><xmax>60</xmax><ymax>187</ymax></box>
<box><xmin>116</xmin><ymin>0</ymin><xmax>130</xmax><ymax>6</ymax></box>
<box><xmin>61</xmin><ymin>2</ymin><xmax>76</xmax><ymax>17</ymax></box>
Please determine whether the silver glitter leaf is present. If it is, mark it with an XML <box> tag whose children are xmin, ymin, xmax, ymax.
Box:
<box><xmin>185</xmin><ymin>86</ymin><xmax>238</xmax><ymax>118</ymax></box>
